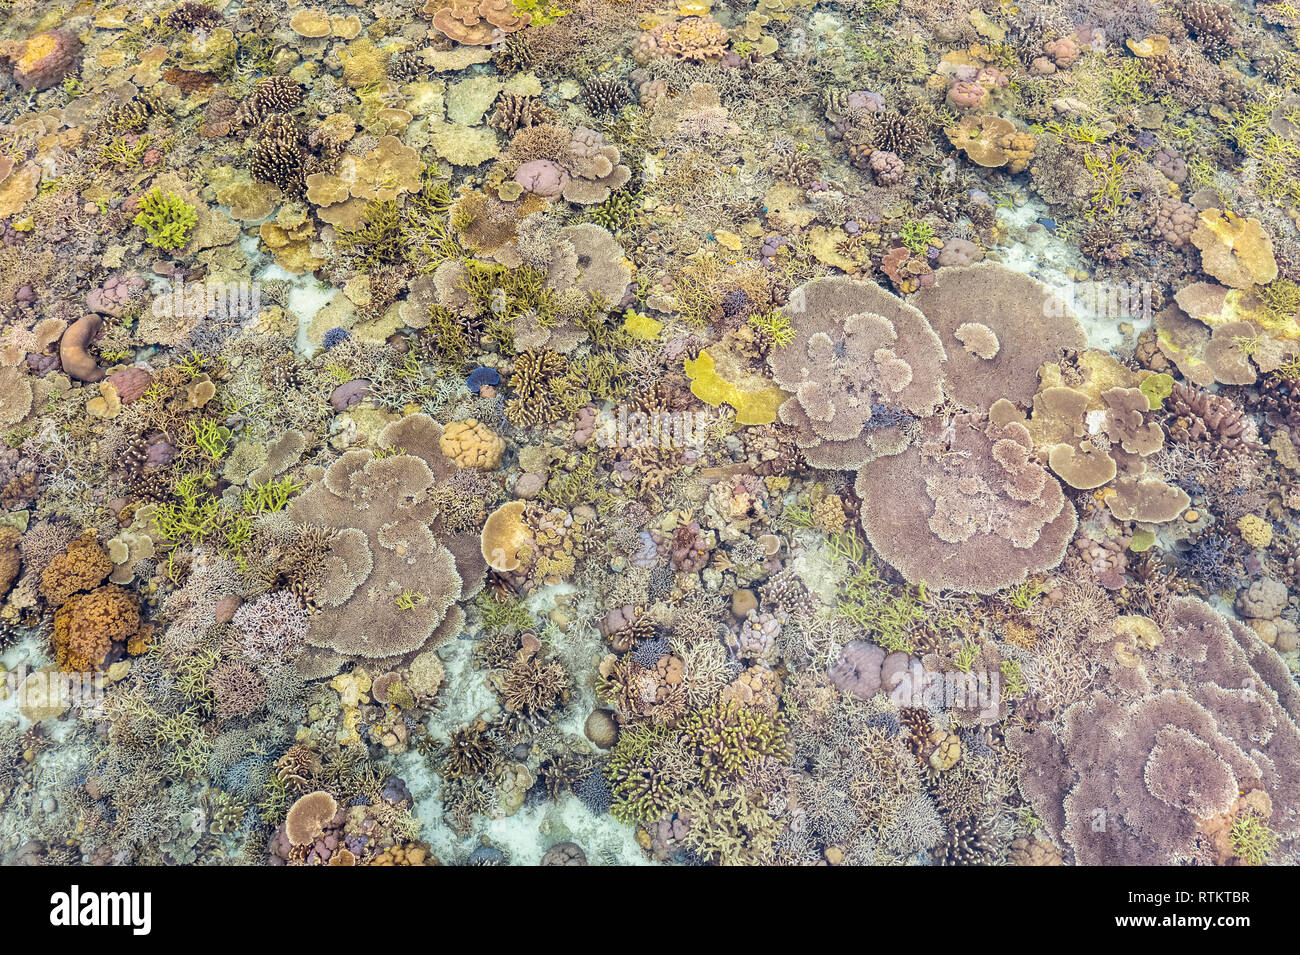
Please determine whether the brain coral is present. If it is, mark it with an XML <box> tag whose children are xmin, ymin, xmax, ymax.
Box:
<box><xmin>854</xmin><ymin>412</ymin><xmax>1076</xmax><ymax>593</ymax></box>
<box><xmin>1009</xmin><ymin>597</ymin><xmax>1300</xmax><ymax>864</ymax></box>
<box><xmin>770</xmin><ymin>276</ymin><xmax>946</xmax><ymax>469</ymax></box>
<box><xmin>910</xmin><ymin>262</ymin><xmax>1086</xmax><ymax>412</ymax></box>
<box><xmin>440</xmin><ymin>418</ymin><xmax>505</xmax><ymax>470</ymax></box>
<box><xmin>287</xmin><ymin>414</ymin><xmax>477</xmax><ymax>661</ymax></box>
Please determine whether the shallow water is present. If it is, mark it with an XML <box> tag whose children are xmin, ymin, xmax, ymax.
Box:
<box><xmin>0</xmin><ymin>0</ymin><xmax>1297</xmax><ymax>867</ymax></box>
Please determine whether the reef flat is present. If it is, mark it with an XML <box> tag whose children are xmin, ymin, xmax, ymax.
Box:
<box><xmin>0</xmin><ymin>0</ymin><xmax>1298</xmax><ymax>869</ymax></box>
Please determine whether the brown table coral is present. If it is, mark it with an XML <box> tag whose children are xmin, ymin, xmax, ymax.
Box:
<box><xmin>855</xmin><ymin>412</ymin><xmax>1077</xmax><ymax>593</ymax></box>
<box><xmin>286</xmin><ymin>414</ymin><xmax>477</xmax><ymax>661</ymax></box>
<box><xmin>944</xmin><ymin>115</ymin><xmax>1035</xmax><ymax>173</ymax></box>
<box><xmin>424</xmin><ymin>0</ymin><xmax>530</xmax><ymax>46</ymax></box>
<box><xmin>1009</xmin><ymin>597</ymin><xmax>1300</xmax><ymax>864</ymax></box>
<box><xmin>769</xmin><ymin>275</ymin><xmax>945</xmax><ymax>469</ymax></box>
<box><xmin>910</xmin><ymin>262</ymin><xmax>1086</xmax><ymax>412</ymax></box>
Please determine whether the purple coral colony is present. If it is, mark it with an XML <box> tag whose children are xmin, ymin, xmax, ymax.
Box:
<box><xmin>0</xmin><ymin>0</ymin><xmax>1296</xmax><ymax>875</ymax></box>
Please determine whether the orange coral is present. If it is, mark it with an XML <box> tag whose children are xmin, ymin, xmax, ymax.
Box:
<box><xmin>39</xmin><ymin>533</ymin><xmax>112</xmax><ymax>607</ymax></box>
<box><xmin>366</xmin><ymin>842</ymin><xmax>435</xmax><ymax>865</ymax></box>
<box><xmin>52</xmin><ymin>585</ymin><xmax>140</xmax><ymax>672</ymax></box>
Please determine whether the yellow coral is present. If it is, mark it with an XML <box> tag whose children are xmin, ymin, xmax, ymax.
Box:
<box><xmin>1191</xmin><ymin>210</ymin><xmax>1278</xmax><ymax>289</ymax></box>
<box><xmin>1237</xmin><ymin>514</ymin><xmax>1273</xmax><ymax>549</ymax></box>
<box><xmin>481</xmin><ymin>500</ymin><xmax>532</xmax><ymax>572</ymax></box>
<box><xmin>683</xmin><ymin>349</ymin><xmax>784</xmax><ymax>426</ymax></box>
<box><xmin>440</xmin><ymin>418</ymin><xmax>505</xmax><ymax>470</ymax></box>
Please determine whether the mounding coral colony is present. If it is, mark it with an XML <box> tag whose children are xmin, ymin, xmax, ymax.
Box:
<box><xmin>0</xmin><ymin>0</ymin><xmax>1299</xmax><ymax>874</ymax></box>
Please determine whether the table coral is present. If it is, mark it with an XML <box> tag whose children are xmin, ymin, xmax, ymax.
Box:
<box><xmin>855</xmin><ymin>413</ymin><xmax>1077</xmax><ymax>593</ymax></box>
<box><xmin>770</xmin><ymin>275</ymin><xmax>945</xmax><ymax>468</ymax></box>
<box><xmin>286</xmin><ymin>414</ymin><xmax>470</xmax><ymax>660</ymax></box>
<box><xmin>425</xmin><ymin>0</ymin><xmax>531</xmax><ymax>45</ymax></box>
<box><xmin>1191</xmin><ymin>210</ymin><xmax>1279</xmax><ymax>288</ymax></box>
<box><xmin>1009</xmin><ymin>598</ymin><xmax>1300</xmax><ymax>865</ymax></box>
<box><xmin>910</xmin><ymin>262</ymin><xmax>1087</xmax><ymax>412</ymax></box>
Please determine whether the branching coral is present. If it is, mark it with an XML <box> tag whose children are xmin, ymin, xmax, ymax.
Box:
<box><xmin>133</xmin><ymin>189</ymin><xmax>198</xmax><ymax>251</ymax></box>
<box><xmin>678</xmin><ymin>702</ymin><xmax>790</xmax><ymax>787</ymax></box>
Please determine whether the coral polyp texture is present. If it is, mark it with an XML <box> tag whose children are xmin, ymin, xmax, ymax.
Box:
<box><xmin>0</xmin><ymin>0</ymin><xmax>1298</xmax><ymax>876</ymax></box>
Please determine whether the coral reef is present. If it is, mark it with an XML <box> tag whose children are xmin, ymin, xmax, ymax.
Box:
<box><xmin>0</xmin><ymin>0</ymin><xmax>1297</xmax><ymax>880</ymax></box>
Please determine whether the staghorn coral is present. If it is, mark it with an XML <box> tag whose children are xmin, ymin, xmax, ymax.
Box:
<box><xmin>679</xmin><ymin>702</ymin><xmax>789</xmax><ymax>786</ymax></box>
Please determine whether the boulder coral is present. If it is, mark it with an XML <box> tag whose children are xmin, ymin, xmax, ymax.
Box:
<box><xmin>1</xmin><ymin>30</ymin><xmax>82</xmax><ymax>91</ymax></box>
<box><xmin>440</xmin><ymin>418</ymin><xmax>505</xmax><ymax>470</ymax></box>
<box><xmin>60</xmin><ymin>315</ymin><xmax>106</xmax><ymax>383</ymax></box>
